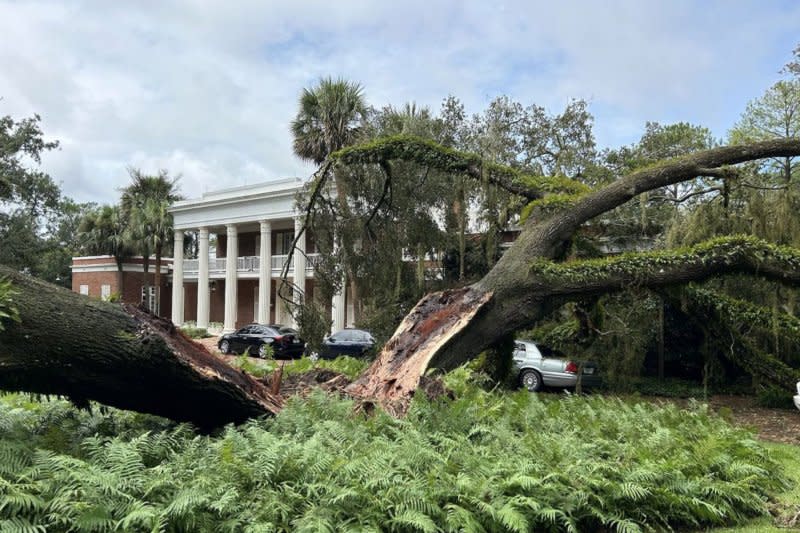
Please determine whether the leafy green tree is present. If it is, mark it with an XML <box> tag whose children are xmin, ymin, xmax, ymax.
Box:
<box><xmin>0</xmin><ymin>114</ymin><xmax>59</xmax><ymax>211</ymax></box>
<box><xmin>730</xmin><ymin>79</ymin><xmax>800</xmax><ymax>183</ymax></box>
<box><xmin>291</xmin><ymin>77</ymin><xmax>367</xmax><ymax>165</ymax></box>
<box><xmin>0</xmin><ymin>112</ymin><xmax>88</xmax><ymax>286</ymax></box>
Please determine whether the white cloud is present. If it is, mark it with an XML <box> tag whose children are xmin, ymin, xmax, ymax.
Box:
<box><xmin>1</xmin><ymin>0</ymin><xmax>798</xmax><ymax>205</ymax></box>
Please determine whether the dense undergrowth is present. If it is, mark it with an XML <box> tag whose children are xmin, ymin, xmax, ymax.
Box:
<box><xmin>0</xmin><ymin>368</ymin><xmax>788</xmax><ymax>532</ymax></box>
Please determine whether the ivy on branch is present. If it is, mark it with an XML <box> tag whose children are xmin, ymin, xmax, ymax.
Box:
<box><xmin>528</xmin><ymin>235</ymin><xmax>800</xmax><ymax>293</ymax></box>
<box><xmin>331</xmin><ymin>134</ymin><xmax>590</xmax><ymax>200</ymax></box>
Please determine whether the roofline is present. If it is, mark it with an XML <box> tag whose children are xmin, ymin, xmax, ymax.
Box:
<box><xmin>169</xmin><ymin>178</ymin><xmax>304</xmax><ymax>213</ymax></box>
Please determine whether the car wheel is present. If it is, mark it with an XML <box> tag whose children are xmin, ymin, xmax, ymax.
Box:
<box><xmin>520</xmin><ymin>370</ymin><xmax>542</xmax><ymax>392</ymax></box>
<box><xmin>258</xmin><ymin>343</ymin><xmax>268</xmax><ymax>358</ymax></box>
<box><xmin>219</xmin><ymin>340</ymin><xmax>230</xmax><ymax>354</ymax></box>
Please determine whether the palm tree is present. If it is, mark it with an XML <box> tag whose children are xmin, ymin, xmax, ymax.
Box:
<box><xmin>78</xmin><ymin>204</ymin><xmax>133</xmax><ymax>296</ymax></box>
<box><xmin>291</xmin><ymin>77</ymin><xmax>367</xmax><ymax>165</ymax></box>
<box><xmin>291</xmin><ymin>77</ymin><xmax>367</xmax><ymax>321</ymax></box>
<box><xmin>121</xmin><ymin>169</ymin><xmax>182</xmax><ymax>314</ymax></box>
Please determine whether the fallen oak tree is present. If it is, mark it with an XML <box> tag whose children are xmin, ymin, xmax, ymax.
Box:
<box><xmin>340</xmin><ymin>137</ymin><xmax>800</xmax><ymax>414</ymax></box>
<box><xmin>0</xmin><ymin>267</ymin><xmax>282</xmax><ymax>430</ymax></box>
<box><xmin>3</xmin><ymin>139</ymin><xmax>800</xmax><ymax>426</ymax></box>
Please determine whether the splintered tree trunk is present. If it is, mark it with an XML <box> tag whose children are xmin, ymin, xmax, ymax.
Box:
<box><xmin>346</xmin><ymin>287</ymin><xmax>494</xmax><ymax>415</ymax></box>
<box><xmin>346</xmin><ymin>254</ymin><xmax>549</xmax><ymax>412</ymax></box>
<box><xmin>0</xmin><ymin>266</ymin><xmax>281</xmax><ymax>430</ymax></box>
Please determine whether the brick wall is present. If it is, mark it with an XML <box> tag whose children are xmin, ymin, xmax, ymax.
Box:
<box><xmin>71</xmin><ymin>257</ymin><xmax>172</xmax><ymax>318</ymax></box>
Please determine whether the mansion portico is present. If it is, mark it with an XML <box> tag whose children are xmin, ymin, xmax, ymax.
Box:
<box><xmin>169</xmin><ymin>178</ymin><xmax>349</xmax><ymax>333</ymax></box>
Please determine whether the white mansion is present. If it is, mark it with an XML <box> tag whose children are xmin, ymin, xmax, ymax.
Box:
<box><xmin>168</xmin><ymin>178</ymin><xmax>349</xmax><ymax>334</ymax></box>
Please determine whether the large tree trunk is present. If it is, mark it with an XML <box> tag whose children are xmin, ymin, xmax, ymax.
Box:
<box><xmin>0</xmin><ymin>265</ymin><xmax>280</xmax><ymax>430</ymax></box>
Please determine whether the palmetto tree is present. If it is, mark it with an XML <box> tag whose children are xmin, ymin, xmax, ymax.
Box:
<box><xmin>291</xmin><ymin>77</ymin><xmax>367</xmax><ymax>165</ymax></box>
<box><xmin>78</xmin><ymin>204</ymin><xmax>133</xmax><ymax>296</ymax></box>
<box><xmin>291</xmin><ymin>77</ymin><xmax>368</xmax><ymax>320</ymax></box>
<box><xmin>121</xmin><ymin>169</ymin><xmax>182</xmax><ymax>314</ymax></box>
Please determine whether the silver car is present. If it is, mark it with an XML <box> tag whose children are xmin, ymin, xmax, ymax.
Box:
<box><xmin>512</xmin><ymin>340</ymin><xmax>601</xmax><ymax>392</ymax></box>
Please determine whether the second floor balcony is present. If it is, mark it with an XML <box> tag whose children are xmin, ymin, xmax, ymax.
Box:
<box><xmin>181</xmin><ymin>253</ymin><xmax>321</xmax><ymax>279</ymax></box>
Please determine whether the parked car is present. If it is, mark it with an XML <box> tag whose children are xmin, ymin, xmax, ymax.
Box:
<box><xmin>218</xmin><ymin>324</ymin><xmax>305</xmax><ymax>359</ymax></box>
<box><xmin>794</xmin><ymin>382</ymin><xmax>800</xmax><ymax>411</ymax></box>
<box><xmin>512</xmin><ymin>340</ymin><xmax>600</xmax><ymax>392</ymax></box>
<box><xmin>319</xmin><ymin>328</ymin><xmax>376</xmax><ymax>359</ymax></box>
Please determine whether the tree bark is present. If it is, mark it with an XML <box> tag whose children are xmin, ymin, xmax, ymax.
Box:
<box><xmin>0</xmin><ymin>265</ymin><xmax>281</xmax><ymax>430</ymax></box>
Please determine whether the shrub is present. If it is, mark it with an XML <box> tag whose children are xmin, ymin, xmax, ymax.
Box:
<box><xmin>295</xmin><ymin>301</ymin><xmax>330</xmax><ymax>354</ymax></box>
<box><xmin>755</xmin><ymin>385</ymin><xmax>795</xmax><ymax>409</ymax></box>
<box><xmin>180</xmin><ymin>325</ymin><xmax>211</xmax><ymax>339</ymax></box>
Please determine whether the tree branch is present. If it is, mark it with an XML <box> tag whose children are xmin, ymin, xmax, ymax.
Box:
<box><xmin>544</xmin><ymin>139</ymin><xmax>800</xmax><ymax>246</ymax></box>
<box><xmin>0</xmin><ymin>266</ymin><xmax>282</xmax><ymax>429</ymax></box>
<box><xmin>331</xmin><ymin>135</ymin><xmax>589</xmax><ymax>200</ymax></box>
<box><xmin>528</xmin><ymin>236</ymin><xmax>800</xmax><ymax>299</ymax></box>
<box><xmin>649</xmin><ymin>187</ymin><xmax>722</xmax><ymax>204</ymax></box>
<box><xmin>662</xmin><ymin>287</ymin><xmax>800</xmax><ymax>390</ymax></box>
<box><xmin>278</xmin><ymin>160</ymin><xmax>333</xmax><ymax>307</ymax></box>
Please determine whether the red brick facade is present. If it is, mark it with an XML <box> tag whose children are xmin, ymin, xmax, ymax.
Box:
<box><xmin>70</xmin><ymin>256</ymin><xmax>173</xmax><ymax>318</ymax></box>
<box><xmin>72</xmin><ymin>255</ymin><xmax>321</xmax><ymax>329</ymax></box>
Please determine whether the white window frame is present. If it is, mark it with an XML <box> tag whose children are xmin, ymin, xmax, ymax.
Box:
<box><xmin>101</xmin><ymin>284</ymin><xmax>111</xmax><ymax>301</ymax></box>
<box><xmin>79</xmin><ymin>284</ymin><xmax>89</xmax><ymax>296</ymax></box>
<box><xmin>141</xmin><ymin>286</ymin><xmax>157</xmax><ymax>312</ymax></box>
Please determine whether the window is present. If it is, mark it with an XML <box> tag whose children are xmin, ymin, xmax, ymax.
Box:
<box><xmin>79</xmin><ymin>285</ymin><xmax>89</xmax><ymax>296</ymax></box>
<box><xmin>101</xmin><ymin>284</ymin><xmax>111</xmax><ymax>301</ymax></box>
<box><xmin>274</xmin><ymin>231</ymin><xmax>294</xmax><ymax>255</ymax></box>
<box><xmin>141</xmin><ymin>286</ymin><xmax>156</xmax><ymax>312</ymax></box>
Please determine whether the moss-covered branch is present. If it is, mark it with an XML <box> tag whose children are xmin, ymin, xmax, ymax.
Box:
<box><xmin>673</xmin><ymin>287</ymin><xmax>800</xmax><ymax>389</ymax></box>
<box><xmin>530</xmin><ymin>236</ymin><xmax>800</xmax><ymax>296</ymax></box>
<box><xmin>331</xmin><ymin>134</ymin><xmax>589</xmax><ymax>200</ymax></box>
<box><xmin>524</xmin><ymin>138</ymin><xmax>800</xmax><ymax>255</ymax></box>
<box><xmin>683</xmin><ymin>287</ymin><xmax>800</xmax><ymax>342</ymax></box>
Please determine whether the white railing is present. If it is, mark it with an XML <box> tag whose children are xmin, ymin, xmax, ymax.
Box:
<box><xmin>183</xmin><ymin>254</ymin><xmax>320</xmax><ymax>275</ymax></box>
<box><xmin>271</xmin><ymin>254</ymin><xmax>292</xmax><ymax>272</ymax></box>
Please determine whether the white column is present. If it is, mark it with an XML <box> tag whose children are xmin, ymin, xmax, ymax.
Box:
<box><xmin>331</xmin><ymin>277</ymin><xmax>346</xmax><ymax>333</ymax></box>
<box><xmin>197</xmin><ymin>227</ymin><xmax>210</xmax><ymax>329</ymax></box>
<box><xmin>223</xmin><ymin>224</ymin><xmax>238</xmax><ymax>333</ymax></box>
<box><xmin>171</xmin><ymin>230</ymin><xmax>184</xmax><ymax>326</ymax></box>
<box><xmin>292</xmin><ymin>216</ymin><xmax>306</xmax><ymax>327</ymax></box>
<box><xmin>258</xmin><ymin>220</ymin><xmax>271</xmax><ymax>324</ymax></box>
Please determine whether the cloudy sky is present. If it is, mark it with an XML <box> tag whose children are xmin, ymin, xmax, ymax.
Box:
<box><xmin>2</xmin><ymin>0</ymin><xmax>799</xmax><ymax>205</ymax></box>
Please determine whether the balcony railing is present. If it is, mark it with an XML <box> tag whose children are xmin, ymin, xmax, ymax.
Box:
<box><xmin>182</xmin><ymin>254</ymin><xmax>320</xmax><ymax>276</ymax></box>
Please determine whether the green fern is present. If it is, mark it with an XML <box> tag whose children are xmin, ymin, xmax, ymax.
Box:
<box><xmin>0</xmin><ymin>374</ymin><xmax>788</xmax><ymax>532</ymax></box>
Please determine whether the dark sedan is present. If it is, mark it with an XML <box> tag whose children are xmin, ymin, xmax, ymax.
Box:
<box><xmin>218</xmin><ymin>324</ymin><xmax>305</xmax><ymax>359</ymax></box>
<box><xmin>319</xmin><ymin>328</ymin><xmax>376</xmax><ymax>360</ymax></box>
